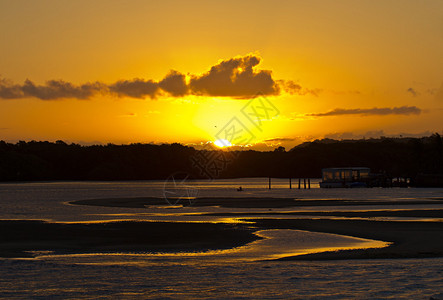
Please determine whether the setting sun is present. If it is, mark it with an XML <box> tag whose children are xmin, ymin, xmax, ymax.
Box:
<box><xmin>214</xmin><ymin>139</ymin><xmax>232</xmax><ymax>148</ymax></box>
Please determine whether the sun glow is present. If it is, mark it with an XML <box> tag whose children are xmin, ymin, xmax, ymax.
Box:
<box><xmin>214</xmin><ymin>139</ymin><xmax>232</xmax><ymax>148</ymax></box>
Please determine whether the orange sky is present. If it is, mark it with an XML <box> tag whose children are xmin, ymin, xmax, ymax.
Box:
<box><xmin>1</xmin><ymin>0</ymin><xmax>442</xmax><ymax>150</ymax></box>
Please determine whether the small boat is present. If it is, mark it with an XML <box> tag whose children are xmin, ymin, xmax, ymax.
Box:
<box><xmin>320</xmin><ymin>167</ymin><xmax>370</xmax><ymax>188</ymax></box>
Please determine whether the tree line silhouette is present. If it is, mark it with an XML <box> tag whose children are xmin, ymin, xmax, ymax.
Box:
<box><xmin>0</xmin><ymin>134</ymin><xmax>442</xmax><ymax>186</ymax></box>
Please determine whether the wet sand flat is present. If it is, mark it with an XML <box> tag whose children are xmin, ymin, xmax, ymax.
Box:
<box><xmin>0</xmin><ymin>220</ymin><xmax>259</xmax><ymax>258</ymax></box>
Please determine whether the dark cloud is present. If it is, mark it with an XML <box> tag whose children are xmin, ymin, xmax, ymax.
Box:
<box><xmin>279</xmin><ymin>80</ymin><xmax>322</xmax><ymax>96</ymax></box>
<box><xmin>281</xmin><ymin>81</ymin><xmax>302</xmax><ymax>94</ymax></box>
<box><xmin>109</xmin><ymin>71</ymin><xmax>188</xmax><ymax>98</ymax></box>
<box><xmin>308</xmin><ymin>106</ymin><xmax>421</xmax><ymax>117</ymax></box>
<box><xmin>325</xmin><ymin>130</ymin><xmax>434</xmax><ymax>140</ymax></box>
<box><xmin>1</xmin><ymin>77</ymin><xmax>105</xmax><ymax>100</ymax></box>
<box><xmin>158</xmin><ymin>70</ymin><xmax>188</xmax><ymax>97</ymax></box>
<box><xmin>407</xmin><ymin>87</ymin><xmax>419</xmax><ymax>97</ymax></box>
<box><xmin>21</xmin><ymin>79</ymin><xmax>105</xmax><ymax>100</ymax></box>
<box><xmin>109</xmin><ymin>79</ymin><xmax>158</xmax><ymax>99</ymax></box>
<box><xmin>0</xmin><ymin>78</ymin><xmax>24</xmax><ymax>99</ymax></box>
<box><xmin>397</xmin><ymin>131</ymin><xmax>434</xmax><ymax>138</ymax></box>
<box><xmin>189</xmin><ymin>54</ymin><xmax>279</xmax><ymax>98</ymax></box>
<box><xmin>0</xmin><ymin>54</ymin><xmax>317</xmax><ymax>100</ymax></box>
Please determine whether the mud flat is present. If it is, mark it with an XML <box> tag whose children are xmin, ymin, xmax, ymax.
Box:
<box><xmin>0</xmin><ymin>220</ymin><xmax>259</xmax><ymax>258</ymax></box>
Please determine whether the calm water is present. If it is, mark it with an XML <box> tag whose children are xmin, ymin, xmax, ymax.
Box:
<box><xmin>0</xmin><ymin>179</ymin><xmax>442</xmax><ymax>298</ymax></box>
<box><xmin>0</xmin><ymin>178</ymin><xmax>442</xmax><ymax>222</ymax></box>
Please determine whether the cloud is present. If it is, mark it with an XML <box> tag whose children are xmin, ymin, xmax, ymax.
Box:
<box><xmin>325</xmin><ymin>130</ymin><xmax>434</xmax><ymax>140</ymax></box>
<box><xmin>109</xmin><ymin>79</ymin><xmax>158</xmax><ymax>99</ymax></box>
<box><xmin>308</xmin><ymin>106</ymin><xmax>421</xmax><ymax>117</ymax></box>
<box><xmin>0</xmin><ymin>78</ymin><xmax>24</xmax><ymax>99</ymax></box>
<box><xmin>0</xmin><ymin>77</ymin><xmax>105</xmax><ymax>100</ymax></box>
<box><xmin>279</xmin><ymin>80</ymin><xmax>322</xmax><ymax>96</ymax></box>
<box><xmin>407</xmin><ymin>87</ymin><xmax>419</xmax><ymax>97</ymax></box>
<box><xmin>21</xmin><ymin>79</ymin><xmax>105</xmax><ymax>100</ymax></box>
<box><xmin>189</xmin><ymin>54</ymin><xmax>279</xmax><ymax>98</ymax></box>
<box><xmin>262</xmin><ymin>137</ymin><xmax>298</xmax><ymax>147</ymax></box>
<box><xmin>159</xmin><ymin>70</ymin><xmax>188</xmax><ymax>97</ymax></box>
<box><xmin>104</xmin><ymin>70</ymin><xmax>188</xmax><ymax>99</ymax></box>
<box><xmin>0</xmin><ymin>53</ymin><xmax>317</xmax><ymax>100</ymax></box>
<box><xmin>325</xmin><ymin>131</ymin><xmax>386</xmax><ymax>140</ymax></box>
<box><xmin>263</xmin><ymin>137</ymin><xmax>297</xmax><ymax>143</ymax></box>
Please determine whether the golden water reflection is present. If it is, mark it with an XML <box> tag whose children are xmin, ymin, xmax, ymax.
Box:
<box><xmin>33</xmin><ymin>229</ymin><xmax>390</xmax><ymax>265</ymax></box>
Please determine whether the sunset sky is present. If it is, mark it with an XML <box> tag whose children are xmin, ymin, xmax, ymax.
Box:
<box><xmin>1</xmin><ymin>0</ymin><xmax>442</xmax><ymax>149</ymax></box>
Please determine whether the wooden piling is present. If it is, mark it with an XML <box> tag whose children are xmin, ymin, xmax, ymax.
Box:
<box><xmin>289</xmin><ymin>178</ymin><xmax>292</xmax><ymax>189</ymax></box>
<box><xmin>268</xmin><ymin>177</ymin><xmax>271</xmax><ymax>189</ymax></box>
<box><xmin>298</xmin><ymin>178</ymin><xmax>301</xmax><ymax>189</ymax></box>
<box><xmin>304</xmin><ymin>178</ymin><xmax>306</xmax><ymax>189</ymax></box>
<box><xmin>308</xmin><ymin>178</ymin><xmax>311</xmax><ymax>189</ymax></box>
